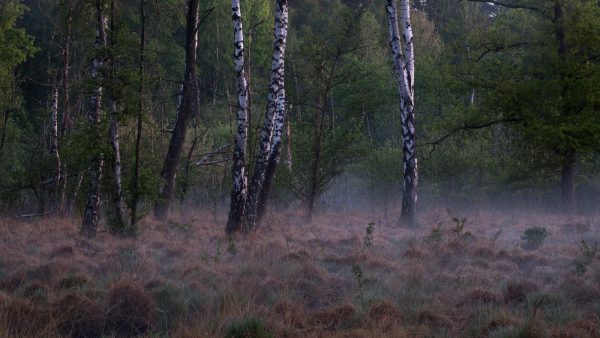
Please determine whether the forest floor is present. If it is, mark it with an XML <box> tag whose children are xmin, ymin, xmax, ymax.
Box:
<box><xmin>0</xmin><ymin>207</ymin><xmax>599</xmax><ymax>337</ymax></box>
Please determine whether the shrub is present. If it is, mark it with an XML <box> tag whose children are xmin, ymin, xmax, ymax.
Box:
<box><xmin>53</xmin><ymin>292</ymin><xmax>103</xmax><ymax>338</ymax></box>
<box><xmin>225</xmin><ymin>317</ymin><xmax>273</xmax><ymax>338</ymax></box>
<box><xmin>105</xmin><ymin>279</ymin><xmax>155</xmax><ymax>336</ymax></box>
<box><xmin>58</xmin><ymin>274</ymin><xmax>90</xmax><ymax>290</ymax></box>
<box><xmin>0</xmin><ymin>297</ymin><xmax>50</xmax><ymax>336</ymax></box>
<box><xmin>521</xmin><ymin>227</ymin><xmax>548</xmax><ymax>250</ymax></box>
<box><xmin>504</xmin><ymin>280</ymin><xmax>538</xmax><ymax>304</ymax></box>
<box><xmin>150</xmin><ymin>283</ymin><xmax>186</xmax><ymax>332</ymax></box>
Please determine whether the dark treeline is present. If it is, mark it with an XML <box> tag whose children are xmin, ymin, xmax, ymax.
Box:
<box><xmin>1</xmin><ymin>0</ymin><xmax>599</xmax><ymax>232</ymax></box>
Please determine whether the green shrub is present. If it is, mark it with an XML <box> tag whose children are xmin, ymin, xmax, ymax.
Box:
<box><xmin>521</xmin><ymin>227</ymin><xmax>548</xmax><ymax>250</ymax></box>
<box><xmin>151</xmin><ymin>283</ymin><xmax>186</xmax><ymax>332</ymax></box>
<box><xmin>225</xmin><ymin>317</ymin><xmax>273</xmax><ymax>338</ymax></box>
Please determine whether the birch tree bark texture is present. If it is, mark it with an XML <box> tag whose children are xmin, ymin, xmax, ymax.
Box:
<box><xmin>226</xmin><ymin>0</ymin><xmax>250</xmax><ymax>234</ymax></box>
<box><xmin>81</xmin><ymin>0</ymin><xmax>109</xmax><ymax>238</ymax></box>
<box><xmin>246</xmin><ymin>0</ymin><xmax>289</xmax><ymax>230</ymax></box>
<box><xmin>154</xmin><ymin>0</ymin><xmax>200</xmax><ymax>221</ymax></box>
<box><xmin>386</xmin><ymin>0</ymin><xmax>418</xmax><ymax>227</ymax></box>
<box><xmin>107</xmin><ymin>0</ymin><xmax>127</xmax><ymax>231</ymax></box>
<box><xmin>49</xmin><ymin>85</ymin><xmax>61</xmax><ymax>197</ymax></box>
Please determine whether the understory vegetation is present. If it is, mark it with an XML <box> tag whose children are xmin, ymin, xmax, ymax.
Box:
<box><xmin>1</xmin><ymin>208</ymin><xmax>599</xmax><ymax>337</ymax></box>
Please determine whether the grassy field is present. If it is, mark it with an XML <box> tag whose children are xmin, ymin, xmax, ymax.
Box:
<box><xmin>0</xmin><ymin>207</ymin><xmax>599</xmax><ymax>337</ymax></box>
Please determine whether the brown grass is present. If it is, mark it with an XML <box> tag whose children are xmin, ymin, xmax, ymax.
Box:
<box><xmin>0</xmin><ymin>207</ymin><xmax>599</xmax><ymax>337</ymax></box>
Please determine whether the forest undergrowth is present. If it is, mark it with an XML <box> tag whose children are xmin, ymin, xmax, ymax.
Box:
<box><xmin>0</xmin><ymin>207</ymin><xmax>599</xmax><ymax>337</ymax></box>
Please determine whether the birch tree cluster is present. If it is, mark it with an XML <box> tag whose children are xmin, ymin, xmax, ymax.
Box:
<box><xmin>0</xmin><ymin>0</ymin><xmax>599</xmax><ymax>231</ymax></box>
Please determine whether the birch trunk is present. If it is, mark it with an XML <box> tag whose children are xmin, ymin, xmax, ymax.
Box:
<box><xmin>107</xmin><ymin>0</ymin><xmax>126</xmax><ymax>231</ymax></box>
<box><xmin>256</xmin><ymin>88</ymin><xmax>286</xmax><ymax>224</ymax></box>
<box><xmin>50</xmin><ymin>85</ymin><xmax>61</xmax><ymax>197</ymax></box>
<box><xmin>226</xmin><ymin>0</ymin><xmax>250</xmax><ymax>234</ymax></box>
<box><xmin>386</xmin><ymin>0</ymin><xmax>418</xmax><ymax>227</ymax></box>
<box><xmin>108</xmin><ymin>97</ymin><xmax>126</xmax><ymax>230</ymax></box>
<box><xmin>154</xmin><ymin>0</ymin><xmax>200</xmax><ymax>221</ymax></box>
<box><xmin>81</xmin><ymin>0</ymin><xmax>108</xmax><ymax>238</ymax></box>
<box><xmin>246</xmin><ymin>0</ymin><xmax>289</xmax><ymax>230</ymax></box>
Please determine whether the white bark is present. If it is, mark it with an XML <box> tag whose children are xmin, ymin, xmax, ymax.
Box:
<box><xmin>108</xmin><ymin>98</ymin><xmax>126</xmax><ymax>229</ymax></box>
<box><xmin>227</xmin><ymin>0</ymin><xmax>250</xmax><ymax>233</ymax></box>
<box><xmin>82</xmin><ymin>0</ymin><xmax>108</xmax><ymax>237</ymax></box>
<box><xmin>50</xmin><ymin>86</ymin><xmax>62</xmax><ymax>196</ymax></box>
<box><xmin>386</xmin><ymin>0</ymin><xmax>418</xmax><ymax>226</ymax></box>
<box><xmin>246</xmin><ymin>0</ymin><xmax>289</xmax><ymax>229</ymax></box>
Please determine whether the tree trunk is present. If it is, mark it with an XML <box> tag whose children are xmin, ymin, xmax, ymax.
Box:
<box><xmin>108</xmin><ymin>0</ymin><xmax>126</xmax><ymax>231</ymax></box>
<box><xmin>246</xmin><ymin>0</ymin><xmax>289</xmax><ymax>230</ymax></box>
<box><xmin>81</xmin><ymin>0</ymin><xmax>109</xmax><ymax>238</ymax></box>
<box><xmin>386</xmin><ymin>0</ymin><xmax>418</xmax><ymax>227</ymax></box>
<box><xmin>59</xmin><ymin>4</ymin><xmax>73</xmax><ymax>136</ymax></box>
<box><xmin>49</xmin><ymin>85</ymin><xmax>62</xmax><ymax>199</ymax></box>
<box><xmin>285</xmin><ymin>113</ymin><xmax>292</xmax><ymax>170</ymax></box>
<box><xmin>154</xmin><ymin>0</ymin><xmax>200</xmax><ymax>221</ymax></box>
<box><xmin>226</xmin><ymin>0</ymin><xmax>250</xmax><ymax>234</ymax></box>
<box><xmin>131</xmin><ymin>0</ymin><xmax>145</xmax><ymax>227</ymax></box>
<box><xmin>108</xmin><ymin>97</ymin><xmax>126</xmax><ymax>230</ymax></box>
<box><xmin>307</xmin><ymin>95</ymin><xmax>326</xmax><ymax>220</ymax></box>
<box><xmin>256</xmin><ymin>87</ymin><xmax>286</xmax><ymax>224</ymax></box>
<box><xmin>561</xmin><ymin>149</ymin><xmax>576</xmax><ymax>214</ymax></box>
<box><xmin>180</xmin><ymin>135</ymin><xmax>200</xmax><ymax>203</ymax></box>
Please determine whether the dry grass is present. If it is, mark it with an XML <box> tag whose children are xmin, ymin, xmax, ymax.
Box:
<box><xmin>0</xmin><ymin>207</ymin><xmax>599</xmax><ymax>337</ymax></box>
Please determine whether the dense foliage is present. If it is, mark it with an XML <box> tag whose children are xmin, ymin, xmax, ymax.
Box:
<box><xmin>1</xmin><ymin>0</ymin><xmax>599</xmax><ymax>218</ymax></box>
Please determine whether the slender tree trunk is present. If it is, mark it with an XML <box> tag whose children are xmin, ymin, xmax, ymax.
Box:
<box><xmin>81</xmin><ymin>0</ymin><xmax>109</xmax><ymax>238</ymax></box>
<box><xmin>307</xmin><ymin>94</ymin><xmax>326</xmax><ymax>219</ymax></box>
<box><xmin>226</xmin><ymin>0</ymin><xmax>250</xmax><ymax>234</ymax></box>
<box><xmin>246</xmin><ymin>0</ymin><xmax>289</xmax><ymax>230</ymax></box>
<box><xmin>49</xmin><ymin>85</ymin><xmax>62</xmax><ymax>198</ymax></box>
<box><xmin>180</xmin><ymin>135</ymin><xmax>200</xmax><ymax>203</ymax></box>
<box><xmin>108</xmin><ymin>98</ymin><xmax>126</xmax><ymax>230</ymax></box>
<box><xmin>256</xmin><ymin>87</ymin><xmax>286</xmax><ymax>223</ymax></box>
<box><xmin>108</xmin><ymin>0</ymin><xmax>127</xmax><ymax>231</ymax></box>
<box><xmin>60</xmin><ymin>5</ymin><xmax>73</xmax><ymax>136</ymax></box>
<box><xmin>58</xmin><ymin>6</ymin><xmax>73</xmax><ymax>213</ymax></box>
<box><xmin>131</xmin><ymin>0</ymin><xmax>145</xmax><ymax>227</ymax></box>
<box><xmin>386</xmin><ymin>0</ymin><xmax>418</xmax><ymax>227</ymax></box>
<box><xmin>154</xmin><ymin>0</ymin><xmax>200</xmax><ymax>221</ymax></box>
<box><xmin>561</xmin><ymin>149</ymin><xmax>576</xmax><ymax>214</ymax></box>
<box><xmin>553</xmin><ymin>1</ymin><xmax>576</xmax><ymax>214</ymax></box>
<box><xmin>256</xmin><ymin>2</ymin><xmax>291</xmax><ymax>224</ymax></box>
<box><xmin>285</xmin><ymin>113</ymin><xmax>292</xmax><ymax>170</ymax></box>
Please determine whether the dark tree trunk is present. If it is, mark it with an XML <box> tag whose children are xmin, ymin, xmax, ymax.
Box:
<box><xmin>154</xmin><ymin>0</ymin><xmax>200</xmax><ymax>221</ymax></box>
<box><xmin>130</xmin><ymin>0</ymin><xmax>145</xmax><ymax>228</ymax></box>
<box><xmin>560</xmin><ymin>149</ymin><xmax>576</xmax><ymax>214</ymax></box>
<box><xmin>306</xmin><ymin>95</ymin><xmax>326</xmax><ymax>220</ymax></box>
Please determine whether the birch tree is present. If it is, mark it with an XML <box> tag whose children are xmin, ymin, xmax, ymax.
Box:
<box><xmin>81</xmin><ymin>0</ymin><xmax>109</xmax><ymax>237</ymax></box>
<box><xmin>154</xmin><ymin>0</ymin><xmax>200</xmax><ymax>221</ymax></box>
<box><xmin>226</xmin><ymin>0</ymin><xmax>250</xmax><ymax>234</ymax></box>
<box><xmin>246</xmin><ymin>0</ymin><xmax>289</xmax><ymax>230</ymax></box>
<box><xmin>49</xmin><ymin>85</ymin><xmax>61</xmax><ymax>199</ymax></box>
<box><xmin>107</xmin><ymin>0</ymin><xmax>126</xmax><ymax>231</ymax></box>
<box><xmin>386</xmin><ymin>0</ymin><xmax>418</xmax><ymax>227</ymax></box>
